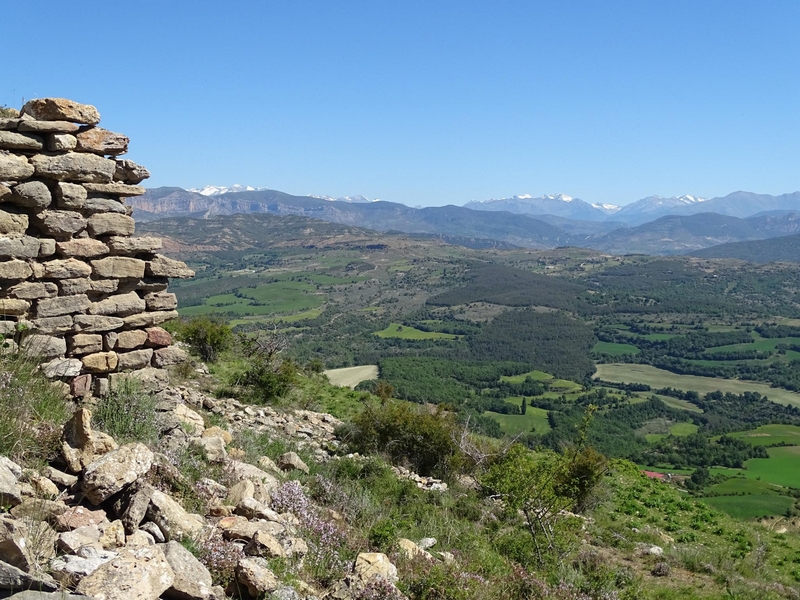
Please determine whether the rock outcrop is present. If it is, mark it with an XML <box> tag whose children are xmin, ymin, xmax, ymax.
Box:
<box><xmin>0</xmin><ymin>98</ymin><xmax>193</xmax><ymax>398</ymax></box>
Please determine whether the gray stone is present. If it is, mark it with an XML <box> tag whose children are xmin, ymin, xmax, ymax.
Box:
<box><xmin>76</xmin><ymin>127</ymin><xmax>129</xmax><ymax>156</ymax></box>
<box><xmin>38</xmin><ymin>238</ymin><xmax>56</xmax><ymax>257</ymax></box>
<box><xmin>103</xmin><ymin>331</ymin><xmax>118</xmax><ymax>351</ymax></box>
<box><xmin>91</xmin><ymin>257</ymin><xmax>146</xmax><ymax>279</ymax></box>
<box><xmin>0</xmin><ymin>464</ymin><xmax>22</xmax><ymax>507</ymax></box>
<box><xmin>43</xmin><ymin>466</ymin><xmax>78</xmax><ymax>488</ymax></box>
<box><xmin>0</xmin><ymin>298</ymin><xmax>29</xmax><ymax>315</ymax></box>
<box><xmin>144</xmin><ymin>291</ymin><xmax>177</xmax><ymax>311</ymax></box>
<box><xmin>0</xmin><ymin>234</ymin><xmax>40</xmax><ymax>258</ymax></box>
<box><xmin>17</xmin><ymin>120</ymin><xmax>80</xmax><ymax>133</ymax></box>
<box><xmin>0</xmin><ymin>258</ymin><xmax>33</xmax><ymax>279</ymax></box>
<box><xmin>61</xmin><ymin>408</ymin><xmax>118</xmax><ymax>473</ymax></box>
<box><xmin>7</xmin><ymin>590</ymin><xmax>88</xmax><ymax>599</ymax></box>
<box><xmin>41</xmin><ymin>357</ymin><xmax>83</xmax><ymax>378</ymax></box>
<box><xmin>83</xmin><ymin>196</ymin><xmax>127</xmax><ymax>214</ymax></box>
<box><xmin>30</xmin><ymin>153</ymin><xmax>115</xmax><ymax>183</ymax></box>
<box><xmin>75</xmin><ymin>546</ymin><xmax>175</xmax><ymax>600</ymax></box>
<box><xmin>190</xmin><ymin>436</ymin><xmax>226</xmax><ymax>463</ymax></box>
<box><xmin>161</xmin><ymin>540</ymin><xmax>214</xmax><ymax>600</ymax></box>
<box><xmin>0</xmin><ymin>516</ymin><xmax>57</xmax><ymax>571</ymax></box>
<box><xmin>21</xmin><ymin>98</ymin><xmax>101</xmax><ymax>125</ymax></box>
<box><xmin>354</xmin><ymin>552</ymin><xmax>398</xmax><ymax>584</ymax></box>
<box><xmin>235</xmin><ymin>558</ymin><xmax>279</xmax><ymax>597</ymax></box>
<box><xmin>0</xmin><ymin>152</ymin><xmax>34</xmax><ymax>180</ymax></box>
<box><xmin>0</xmin><ymin>559</ymin><xmax>58</xmax><ymax>592</ymax></box>
<box><xmin>106</xmin><ymin>236</ymin><xmax>161</xmax><ymax>254</ymax></box>
<box><xmin>54</xmin><ymin>181</ymin><xmax>87</xmax><ymax>208</ymax></box>
<box><xmin>31</xmin><ymin>316</ymin><xmax>74</xmax><ymax>335</ymax></box>
<box><xmin>112</xmin><ymin>483</ymin><xmax>153</xmax><ymax>534</ymax></box>
<box><xmin>146</xmin><ymin>255</ymin><xmax>194</xmax><ymax>279</ymax></box>
<box><xmin>42</xmin><ymin>258</ymin><xmax>92</xmax><ymax>279</ymax></box>
<box><xmin>8</xmin><ymin>281</ymin><xmax>58</xmax><ymax>299</ymax></box>
<box><xmin>48</xmin><ymin>133</ymin><xmax>78</xmax><ymax>151</ymax></box>
<box><xmin>67</xmin><ymin>333</ymin><xmax>103</xmax><ymax>355</ymax></box>
<box><xmin>84</xmin><ymin>182</ymin><xmax>146</xmax><ymax>196</ymax></box>
<box><xmin>152</xmin><ymin>347</ymin><xmax>188</xmax><ymax>367</ymax></box>
<box><xmin>83</xmin><ymin>443</ymin><xmax>154</xmax><ymax>505</ymax></box>
<box><xmin>50</xmin><ymin>546</ymin><xmax>117</xmax><ymax>585</ymax></box>
<box><xmin>37</xmin><ymin>294</ymin><xmax>91</xmax><ymax>317</ymax></box>
<box><xmin>0</xmin><ymin>118</ymin><xmax>20</xmax><ymax>130</ymax></box>
<box><xmin>123</xmin><ymin>310</ymin><xmax>179</xmax><ymax>329</ymax></box>
<box><xmin>114</xmin><ymin>159</ymin><xmax>150</xmax><ymax>184</ymax></box>
<box><xmin>33</xmin><ymin>210</ymin><xmax>87</xmax><ymax>237</ymax></box>
<box><xmin>89</xmin><ymin>292</ymin><xmax>146</xmax><ymax>317</ymax></box>
<box><xmin>0</xmin><ymin>131</ymin><xmax>43</xmax><ymax>151</ymax></box>
<box><xmin>9</xmin><ymin>181</ymin><xmax>51</xmax><ymax>209</ymax></box>
<box><xmin>0</xmin><ymin>209</ymin><xmax>28</xmax><ymax>234</ymax></box>
<box><xmin>87</xmin><ymin>213</ymin><xmax>135</xmax><ymax>236</ymax></box>
<box><xmin>20</xmin><ymin>334</ymin><xmax>66</xmax><ymax>359</ymax></box>
<box><xmin>117</xmin><ymin>348</ymin><xmax>154</xmax><ymax>371</ymax></box>
<box><xmin>73</xmin><ymin>314</ymin><xmax>125</xmax><ymax>332</ymax></box>
<box><xmin>109</xmin><ymin>368</ymin><xmax>169</xmax><ymax>393</ymax></box>
<box><xmin>117</xmin><ymin>329</ymin><xmax>148</xmax><ymax>349</ymax></box>
<box><xmin>278</xmin><ymin>452</ymin><xmax>309</xmax><ymax>474</ymax></box>
<box><xmin>146</xmin><ymin>490</ymin><xmax>205</xmax><ymax>541</ymax></box>
<box><xmin>57</xmin><ymin>239</ymin><xmax>109</xmax><ymax>258</ymax></box>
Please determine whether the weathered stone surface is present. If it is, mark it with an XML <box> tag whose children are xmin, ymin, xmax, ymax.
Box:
<box><xmin>43</xmin><ymin>466</ymin><xmax>78</xmax><ymax>488</ymax></box>
<box><xmin>123</xmin><ymin>310</ymin><xmax>179</xmax><ymax>329</ymax></box>
<box><xmin>145</xmin><ymin>327</ymin><xmax>172</xmax><ymax>347</ymax></box>
<box><xmin>41</xmin><ymin>357</ymin><xmax>83</xmax><ymax>378</ymax></box>
<box><xmin>20</xmin><ymin>334</ymin><xmax>66</xmax><ymax>359</ymax></box>
<box><xmin>0</xmin><ymin>117</ymin><xmax>20</xmax><ymax>130</ymax></box>
<box><xmin>76</xmin><ymin>127</ymin><xmax>129</xmax><ymax>156</ymax></box>
<box><xmin>54</xmin><ymin>181</ymin><xmax>87</xmax><ymax>208</ymax></box>
<box><xmin>87</xmin><ymin>213</ymin><xmax>135</xmax><ymax>236</ymax></box>
<box><xmin>42</xmin><ymin>258</ymin><xmax>92</xmax><ymax>278</ymax></box>
<box><xmin>117</xmin><ymin>329</ymin><xmax>148</xmax><ymax>349</ymax></box>
<box><xmin>0</xmin><ymin>183</ymin><xmax>10</xmax><ymax>201</ymax></box>
<box><xmin>30</xmin><ymin>153</ymin><xmax>115</xmax><ymax>183</ymax></box>
<box><xmin>143</xmin><ymin>291</ymin><xmax>177</xmax><ymax>311</ymax></box>
<box><xmin>50</xmin><ymin>546</ymin><xmax>118</xmax><ymax>586</ymax></box>
<box><xmin>83</xmin><ymin>196</ymin><xmax>127</xmax><ymax>214</ymax></box>
<box><xmin>0</xmin><ymin>151</ymin><xmax>34</xmax><ymax>180</ymax></box>
<box><xmin>229</xmin><ymin>463</ymin><xmax>280</xmax><ymax>493</ymax></box>
<box><xmin>17</xmin><ymin>120</ymin><xmax>80</xmax><ymax>133</ymax></box>
<box><xmin>244</xmin><ymin>530</ymin><xmax>285</xmax><ymax>559</ymax></box>
<box><xmin>0</xmin><ymin>131</ymin><xmax>43</xmax><ymax>151</ymax></box>
<box><xmin>278</xmin><ymin>452</ymin><xmax>309</xmax><ymax>474</ymax></box>
<box><xmin>38</xmin><ymin>238</ymin><xmax>56</xmax><ymax>257</ymax></box>
<box><xmin>0</xmin><ymin>234</ymin><xmax>40</xmax><ymax>258</ymax></box>
<box><xmin>114</xmin><ymin>159</ymin><xmax>150</xmax><ymax>184</ymax></box>
<box><xmin>33</xmin><ymin>210</ymin><xmax>87</xmax><ymax>237</ymax></box>
<box><xmin>37</xmin><ymin>294</ymin><xmax>91</xmax><ymax>317</ymax></box>
<box><xmin>103</xmin><ymin>331</ymin><xmax>118</xmax><ymax>351</ymax></box>
<box><xmin>161</xmin><ymin>540</ymin><xmax>214</xmax><ymax>600</ymax></box>
<box><xmin>56</xmin><ymin>506</ymin><xmax>108</xmax><ymax>532</ymax></box>
<box><xmin>202</xmin><ymin>426</ymin><xmax>232</xmax><ymax>445</ymax></box>
<box><xmin>91</xmin><ymin>257</ymin><xmax>145</xmax><ymax>279</ymax></box>
<box><xmin>60</xmin><ymin>277</ymin><xmax>119</xmax><ymax>295</ymax></box>
<box><xmin>152</xmin><ymin>347</ymin><xmax>188</xmax><ymax>367</ymax></box>
<box><xmin>10</xmin><ymin>498</ymin><xmax>68</xmax><ymax>524</ymax></box>
<box><xmin>83</xmin><ymin>443</ymin><xmax>154</xmax><ymax>505</ymax></box>
<box><xmin>146</xmin><ymin>255</ymin><xmax>194</xmax><ymax>279</ymax></box>
<box><xmin>146</xmin><ymin>490</ymin><xmax>205</xmax><ymax>541</ymax></box>
<box><xmin>0</xmin><ymin>258</ymin><xmax>33</xmax><ymax>279</ymax></box>
<box><xmin>135</xmin><ymin>277</ymin><xmax>169</xmax><ymax>292</ymax></box>
<box><xmin>117</xmin><ymin>348</ymin><xmax>154</xmax><ymax>371</ymax></box>
<box><xmin>236</xmin><ymin>558</ymin><xmax>279</xmax><ymax>597</ymax></box>
<box><xmin>354</xmin><ymin>552</ymin><xmax>398</xmax><ymax>584</ymax></box>
<box><xmin>73</xmin><ymin>314</ymin><xmax>125</xmax><ymax>332</ymax></box>
<box><xmin>106</xmin><ymin>236</ymin><xmax>161</xmax><ymax>254</ymax></box>
<box><xmin>83</xmin><ymin>182</ymin><xmax>145</xmax><ymax>196</ymax></box>
<box><xmin>21</xmin><ymin>98</ymin><xmax>101</xmax><ymax>125</ymax></box>
<box><xmin>0</xmin><ymin>558</ymin><xmax>59</xmax><ymax>592</ymax></box>
<box><xmin>70</xmin><ymin>373</ymin><xmax>93</xmax><ymax>397</ymax></box>
<box><xmin>82</xmin><ymin>351</ymin><xmax>119</xmax><ymax>373</ymax></box>
<box><xmin>112</xmin><ymin>483</ymin><xmax>153</xmax><ymax>535</ymax></box>
<box><xmin>48</xmin><ymin>133</ymin><xmax>78</xmax><ymax>151</ymax></box>
<box><xmin>68</xmin><ymin>333</ymin><xmax>103</xmax><ymax>355</ymax></box>
<box><xmin>173</xmin><ymin>404</ymin><xmax>204</xmax><ymax>434</ymax></box>
<box><xmin>0</xmin><ymin>298</ymin><xmax>30</xmax><ymax>315</ymax></box>
<box><xmin>57</xmin><ymin>239</ymin><xmax>108</xmax><ymax>258</ymax></box>
<box><xmin>75</xmin><ymin>546</ymin><xmax>175</xmax><ymax>600</ymax></box>
<box><xmin>9</xmin><ymin>181</ymin><xmax>51</xmax><ymax>209</ymax></box>
<box><xmin>61</xmin><ymin>408</ymin><xmax>118</xmax><ymax>473</ymax></box>
<box><xmin>0</xmin><ymin>515</ymin><xmax>57</xmax><ymax>571</ymax></box>
<box><xmin>0</xmin><ymin>208</ymin><xmax>28</xmax><ymax>234</ymax></box>
<box><xmin>109</xmin><ymin>368</ymin><xmax>169</xmax><ymax>393</ymax></box>
<box><xmin>57</xmin><ymin>524</ymin><xmax>102</xmax><ymax>554</ymax></box>
<box><xmin>89</xmin><ymin>292</ymin><xmax>146</xmax><ymax>317</ymax></box>
<box><xmin>190</xmin><ymin>436</ymin><xmax>226</xmax><ymax>463</ymax></box>
<box><xmin>8</xmin><ymin>281</ymin><xmax>58</xmax><ymax>299</ymax></box>
<box><xmin>0</xmin><ymin>464</ymin><xmax>22</xmax><ymax>508</ymax></box>
<box><xmin>31</xmin><ymin>316</ymin><xmax>74</xmax><ymax>335</ymax></box>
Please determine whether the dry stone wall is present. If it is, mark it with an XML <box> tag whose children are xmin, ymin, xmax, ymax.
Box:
<box><xmin>0</xmin><ymin>98</ymin><xmax>193</xmax><ymax>398</ymax></box>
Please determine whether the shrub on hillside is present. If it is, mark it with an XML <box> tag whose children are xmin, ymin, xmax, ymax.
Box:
<box><xmin>92</xmin><ymin>378</ymin><xmax>160</xmax><ymax>444</ymax></box>
<box><xmin>176</xmin><ymin>316</ymin><xmax>233</xmax><ymax>362</ymax></box>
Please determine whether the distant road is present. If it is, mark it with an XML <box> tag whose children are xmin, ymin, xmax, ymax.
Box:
<box><xmin>324</xmin><ymin>365</ymin><xmax>379</xmax><ymax>388</ymax></box>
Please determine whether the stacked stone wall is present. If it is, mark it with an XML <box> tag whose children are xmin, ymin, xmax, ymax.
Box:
<box><xmin>0</xmin><ymin>98</ymin><xmax>193</xmax><ymax>398</ymax></box>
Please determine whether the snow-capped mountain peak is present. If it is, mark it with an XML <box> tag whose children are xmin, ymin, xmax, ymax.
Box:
<box><xmin>592</xmin><ymin>203</ymin><xmax>621</xmax><ymax>214</ymax></box>
<box><xmin>189</xmin><ymin>184</ymin><xmax>267</xmax><ymax>196</ymax></box>
<box><xmin>542</xmin><ymin>193</ymin><xmax>574</xmax><ymax>202</ymax></box>
<box><xmin>308</xmin><ymin>194</ymin><xmax>378</xmax><ymax>203</ymax></box>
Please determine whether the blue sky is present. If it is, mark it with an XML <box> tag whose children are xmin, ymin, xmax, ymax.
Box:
<box><xmin>3</xmin><ymin>1</ymin><xmax>799</xmax><ymax>207</ymax></box>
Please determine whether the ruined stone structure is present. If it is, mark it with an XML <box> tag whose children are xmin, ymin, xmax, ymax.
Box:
<box><xmin>0</xmin><ymin>98</ymin><xmax>193</xmax><ymax>398</ymax></box>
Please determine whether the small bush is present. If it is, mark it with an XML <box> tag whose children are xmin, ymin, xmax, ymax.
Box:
<box><xmin>92</xmin><ymin>378</ymin><xmax>160</xmax><ymax>444</ymax></box>
<box><xmin>368</xmin><ymin>518</ymin><xmax>397</xmax><ymax>551</ymax></box>
<box><xmin>177</xmin><ymin>316</ymin><xmax>233</xmax><ymax>362</ymax></box>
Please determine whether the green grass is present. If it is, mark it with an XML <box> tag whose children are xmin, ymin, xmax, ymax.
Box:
<box><xmin>705</xmin><ymin>335</ymin><xmax>800</xmax><ymax>354</ymax></box>
<box><xmin>700</xmin><ymin>494</ymin><xmax>794</xmax><ymax>520</ymax></box>
<box><xmin>499</xmin><ymin>370</ymin><xmax>553</xmax><ymax>384</ymax></box>
<box><xmin>485</xmin><ymin>399</ymin><xmax>552</xmax><ymax>435</ymax></box>
<box><xmin>592</xmin><ymin>341</ymin><xmax>640</xmax><ymax>355</ymax></box>
<box><xmin>644</xmin><ymin>421</ymin><xmax>698</xmax><ymax>443</ymax></box>
<box><xmin>728</xmin><ymin>424</ymin><xmax>800</xmax><ymax>447</ymax></box>
<box><xmin>705</xmin><ymin>477</ymin><xmax>782</xmax><ymax>496</ymax></box>
<box><xmin>374</xmin><ymin>323</ymin><xmax>458</xmax><ymax>340</ymax></box>
<box><xmin>180</xmin><ymin>281</ymin><xmax>324</xmax><ymax>317</ymax></box>
<box><xmin>744</xmin><ymin>446</ymin><xmax>800</xmax><ymax>488</ymax></box>
<box><xmin>654</xmin><ymin>394</ymin><xmax>704</xmax><ymax>413</ymax></box>
<box><xmin>594</xmin><ymin>363</ymin><xmax>800</xmax><ymax>407</ymax></box>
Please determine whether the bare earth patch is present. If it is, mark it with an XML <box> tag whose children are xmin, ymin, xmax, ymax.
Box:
<box><xmin>324</xmin><ymin>365</ymin><xmax>379</xmax><ymax>388</ymax></box>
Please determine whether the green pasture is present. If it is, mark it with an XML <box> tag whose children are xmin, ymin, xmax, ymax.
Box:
<box><xmin>499</xmin><ymin>370</ymin><xmax>553</xmax><ymax>384</ymax></box>
<box><xmin>643</xmin><ymin>421</ymin><xmax>698</xmax><ymax>443</ymax></box>
<box><xmin>179</xmin><ymin>281</ymin><xmax>324</xmax><ymax>317</ymax></box>
<box><xmin>654</xmin><ymin>394</ymin><xmax>704</xmax><ymax>413</ymax></box>
<box><xmin>700</xmin><ymin>494</ymin><xmax>794</xmax><ymax>520</ymax></box>
<box><xmin>705</xmin><ymin>333</ymin><xmax>800</xmax><ymax>354</ymax></box>
<box><xmin>593</xmin><ymin>363</ymin><xmax>800</xmax><ymax>408</ymax></box>
<box><xmin>728</xmin><ymin>424</ymin><xmax>800</xmax><ymax>447</ymax></box>
<box><xmin>592</xmin><ymin>341</ymin><xmax>640</xmax><ymax>355</ymax></box>
<box><xmin>485</xmin><ymin>399</ymin><xmax>552</xmax><ymax>436</ymax></box>
<box><xmin>745</xmin><ymin>446</ymin><xmax>800</xmax><ymax>488</ymax></box>
<box><xmin>705</xmin><ymin>477</ymin><xmax>783</xmax><ymax>496</ymax></box>
<box><xmin>374</xmin><ymin>323</ymin><xmax>458</xmax><ymax>340</ymax></box>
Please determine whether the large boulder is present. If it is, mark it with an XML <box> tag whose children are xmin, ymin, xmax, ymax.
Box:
<box><xmin>145</xmin><ymin>490</ymin><xmax>205</xmax><ymax>541</ymax></box>
<box><xmin>82</xmin><ymin>443</ymin><xmax>154</xmax><ymax>505</ymax></box>
<box><xmin>75</xmin><ymin>546</ymin><xmax>175</xmax><ymax>600</ymax></box>
<box><xmin>161</xmin><ymin>540</ymin><xmax>214</xmax><ymax>600</ymax></box>
<box><xmin>21</xmin><ymin>98</ymin><xmax>101</xmax><ymax>125</ymax></box>
<box><xmin>235</xmin><ymin>558</ymin><xmax>279</xmax><ymax>598</ymax></box>
<box><xmin>30</xmin><ymin>153</ymin><xmax>115</xmax><ymax>183</ymax></box>
<box><xmin>354</xmin><ymin>552</ymin><xmax>398</xmax><ymax>585</ymax></box>
<box><xmin>0</xmin><ymin>559</ymin><xmax>59</xmax><ymax>592</ymax></box>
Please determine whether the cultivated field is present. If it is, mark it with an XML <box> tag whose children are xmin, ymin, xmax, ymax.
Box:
<box><xmin>374</xmin><ymin>323</ymin><xmax>458</xmax><ymax>340</ymax></box>
<box><xmin>323</xmin><ymin>365</ymin><xmax>379</xmax><ymax>388</ymax></box>
<box><xmin>594</xmin><ymin>364</ymin><xmax>800</xmax><ymax>407</ymax></box>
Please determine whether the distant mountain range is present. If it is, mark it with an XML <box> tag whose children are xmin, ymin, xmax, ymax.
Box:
<box><xmin>691</xmin><ymin>232</ymin><xmax>800</xmax><ymax>263</ymax></box>
<box><xmin>128</xmin><ymin>187</ymin><xmax>800</xmax><ymax>258</ymax></box>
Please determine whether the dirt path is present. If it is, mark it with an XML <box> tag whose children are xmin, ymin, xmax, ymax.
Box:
<box><xmin>324</xmin><ymin>365</ymin><xmax>379</xmax><ymax>388</ymax></box>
